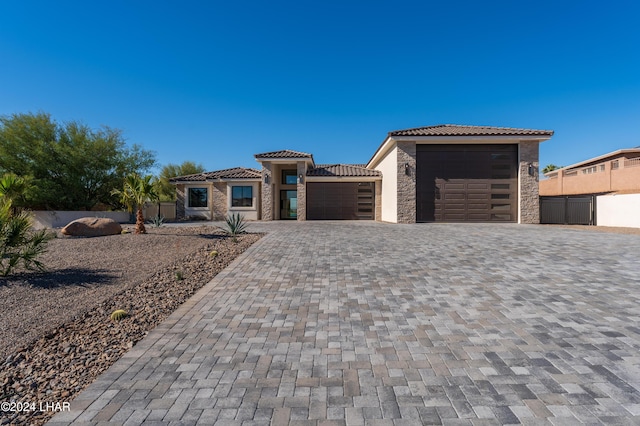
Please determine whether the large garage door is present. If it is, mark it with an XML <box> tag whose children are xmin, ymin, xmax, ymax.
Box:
<box><xmin>307</xmin><ymin>182</ymin><xmax>374</xmax><ymax>220</ymax></box>
<box><xmin>416</xmin><ymin>144</ymin><xmax>517</xmax><ymax>222</ymax></box>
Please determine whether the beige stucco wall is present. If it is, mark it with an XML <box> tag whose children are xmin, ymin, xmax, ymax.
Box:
<box><xmin>518</xmin><ymin>141</ymin><xmax>540</xmax><ymax>224</ymax></box>
<box><xmin>32</xmin><ymin>210</ymin><xmax>131</xmax><ymax>229</ymax></box>
<box><xmin>183</xmin><ymin>183</ymin><xmax>213</xmax><ymax>220</ymax></box>
<box><xmin>226</xmin><ymin>181</ymin><xmax>260</xmax><ymax>220</ymax></box>
<box><xmin>540</xmin><ymin>160</ymin><xmax>640</xmax><ymax>196</ymax></box>
<box><xmin>373</xmin><ymin>143</ymin><xmax>398</xmax><ymax>222</ymax></box>
<box><xmin>597</xmin><ymin>193</ymin><xmax>640</xmax><ymax>228</ymax></box>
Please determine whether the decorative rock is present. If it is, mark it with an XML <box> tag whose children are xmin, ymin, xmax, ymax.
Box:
<box><xmin>61</xmin><ymin>217</ymin><xmax>122</xmax><ymax>237</ymax></box>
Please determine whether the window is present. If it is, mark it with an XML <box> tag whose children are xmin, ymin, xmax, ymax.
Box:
<box><xmin>282</xmin><ymin>170</ymin><xmax>297</xmax><ymax>185</ymax></box>
<box><xmin>232</xmin><ymin>186</ymin><xmax>253</xmax><ymax>207</ymax></box>
<box><xmin>188</xmin><ymin>188</ymin><xmax>208</xmax><ymax>208</ymax></box>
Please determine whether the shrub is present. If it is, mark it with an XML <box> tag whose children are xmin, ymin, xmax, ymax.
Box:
<box><xmin>0</xmin><ymin>199</ymin><xmax>53</xmax><ymax>276</ymax></box>
<box><xmin>219</xmin><ymin>213</ymin><xmax>248</xmax><ymax>241</ymax></box>
<box><xmin>149</xmin><ymin>214</ymin><xmax>165</xmax><ymax>228</ymax></box>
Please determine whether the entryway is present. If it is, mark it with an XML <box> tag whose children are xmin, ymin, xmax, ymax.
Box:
<box><xmin>280</xmin><ymin>190</ymin><xmax>297</xmax><ymax>219</ymax></box>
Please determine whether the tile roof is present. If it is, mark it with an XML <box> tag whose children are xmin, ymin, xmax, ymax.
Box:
<box><xmin>169</xmin><ymin>172</ymin><xmax>207</xmax><ymax>182</ymax></box>
<box><xmin>170</xmin><ymin>167</ymin><xmax>261</xmax><ymax>182</ymax></box>
<box><xmin>254</xmin><ymin>149</ymin><xmax>313</xmax><ymax>159</ymax></box>
<box><xmin>389</xmin><ymin>124</ymin><xmax>554</xmax><ymax>137</ymax></box>
<box><xmin>307</xmin><ymin>164</ymin><xmax>382</xmax><ymax>178</ymax></box>
<box><xmin>208</xmin><ymin>167</ymin><xmax>261</xmax><ymax>179</ymax></box>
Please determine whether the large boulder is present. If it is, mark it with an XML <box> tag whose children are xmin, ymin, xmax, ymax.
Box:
<box><xmin>61</xmin><ymin>217</ymin><xmax>122</xmax><ymax>237</ymax></box>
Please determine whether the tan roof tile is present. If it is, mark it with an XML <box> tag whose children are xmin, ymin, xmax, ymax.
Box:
<box><xmin>170</xmin><ymin>167</ymin><xmax>261</xmax><ymax>182</ymax></box>
<box><xmin>307</xmin><ymin>164</ymin><xmax>382</xmax><ymax>178</ymax></box>
<box><xmin>389</xmin><ymin>124</ymin><xmax>554</xmax><ymax>137</ymax></box>
<box><xmin>254</xmin><ymin>149</ymin><xmax>313</xmax><ymax>159</ymax></box>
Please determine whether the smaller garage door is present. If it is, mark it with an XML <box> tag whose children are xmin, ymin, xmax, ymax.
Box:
<box><xmin>307</xmin><ymin>182</ymin><xmax>374</xmax><ymax>220</ymax></box>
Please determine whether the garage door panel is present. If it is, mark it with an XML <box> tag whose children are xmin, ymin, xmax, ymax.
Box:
<box><xmin>444</xmin><ymin>213</ymin><xmax>465</xmax><ymax>221</ymax></box>
<box><xmin>467</xmin><ymin>193</ymin><xmax>489</xmax><ymax>200</ymax></box>
<box><xmin>468</xmin><ymin>213</ymin><xmax>491</xmax><ymax>221</ymax></box>
<box><xmin>307</xmin><ymin>182</ymin><xmax>374</xmax><ymax>220</ymax></box>
<box><xmin>444</xmin><ymin>193</ymin><xmax>465</xmax><ymax>200</ymax></box>
<box><xmin>467</xmin><ymin>183</ymin><xmax>489</xmax><ymax>190</ymax></box>
<box><xmin>417</xmin><ymin>144</ymin><xmax>517</xmax><ymax>222</ymax></box>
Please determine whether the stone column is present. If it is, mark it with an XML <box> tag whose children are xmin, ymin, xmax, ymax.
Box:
<box><xmin>261</xmin><ymin>164</ymin><xmax>273</xmax><ymax>221</ymax></box>
<box><xmin>519</xmin><ymin>141</ymin><xmax>540</xmax><ymax>224</ymax></box>
<box><xmin>375</xmin><ymin>180</ymin><xmax>382</xmax><ymax>221</ymax></box>
<box><xmin>296</xmin><ymin>161</ymin><xmax>307</xmax><ymax>221</ymax></box>
<box><xmin>396</xmin><ymin>141</ymin><xmax>417</xmax><ymax>224</ymax></box>
<box><xmin>176</xmin><ymin>184</ymin><xmax>186</xmax><ymax>220</ymax></box>
<box><xmin>212</xmin><ymin>182</ymin><xmax>227</xmax><ymax>220</ymax></box>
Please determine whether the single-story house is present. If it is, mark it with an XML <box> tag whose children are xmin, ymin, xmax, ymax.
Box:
<box><xmin>540</xmin><ymin>148</ymin><xmax>640</xmax><ymax>196</ymax></box>
<box><xmin>171</xmin><ymin>124</ymin><xmax>554</xmax><ymax>223</ymax></box>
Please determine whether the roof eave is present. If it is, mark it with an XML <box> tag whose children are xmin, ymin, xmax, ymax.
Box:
<box><xmin>544</xmin><ymin>148</ymin><xmax>640</xmax><ymax>175</ymax></box>
<box><xmin>305</xmin><ymin>176</ymin><xmax>381</xmax><ymax>182</ymax></box>
<box><xmin>393</xmin><ymin>134</ymin><xmax>553</xmax><ymax>142</ymax></box>
<box><xmin>366</xmin><ymin>135</ymin><xmax>394</xmax><ymax>169</ymax></box>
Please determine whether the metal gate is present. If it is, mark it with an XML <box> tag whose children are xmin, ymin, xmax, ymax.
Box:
<box><xmin>540</xmin><ymin>196</ymin><xmax>596</xmax><ymax>225</ymax></box>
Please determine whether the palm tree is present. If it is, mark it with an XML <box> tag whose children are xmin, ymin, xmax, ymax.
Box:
<box><xmin>0</xmin><ymin>173</ymin><xmax>30</xmax><ymax>213</ymax></box>
<box><xmin>0</xmin><ymin>198</ymin><xmax>53</xmax><ymax>276</ymax></box>
<box><xmin>112</xmin><ymin>173</ymin><xmax>159</xmax><ymax>234</ymax></box>
<box><xmin>542</xmin><ymin>164</ymin><xmax>562</xmax><ymax>174</ymax></box>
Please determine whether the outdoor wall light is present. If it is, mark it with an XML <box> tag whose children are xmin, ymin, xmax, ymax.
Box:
<box><xmin>297</xmin><ymin>174</ymin><xmax>304</xmax><ymax>184</ymax></box>
<box><xmin>264</xmin><ymin>175</ymin><xmax>269</xmax><ymax>184</ymax></box>
<box><xmin>528</xmin><ymin>163</ymin><xmax>536</xmax><ymax>176</ymax></box>
<box><xmin>405</xmin><ymin>162</ymin><xmax>411</xmax><ymax>176</ymax></box>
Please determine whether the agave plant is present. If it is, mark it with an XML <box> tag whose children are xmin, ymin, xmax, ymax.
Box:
<box><xmin>219</xmin><ymin>213</ymin><xmax>248</xmax><ymax>241</ymax></box>
<box><xmin>149</xmin><ymin>214</ymin><xmax>165</xmax><ymax>228</ymax></box>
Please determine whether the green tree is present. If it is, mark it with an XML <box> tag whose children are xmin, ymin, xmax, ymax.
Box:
<box><xmin>542</xmin><ymin>164</ymin><xmax>562</xmax><ymax>174</ymax></box>
<box><xmin>0</xmin><ymin>198</ymin><xmax>53</xmax><ymax>276</ymax></box>
<box><xmin>0</xmin><ymin>173</ymin><xmax>31</xmax><ymax>213</ymax></box>
<box><xmin>0</xmin><ymin>112</ymin><xmax>156</xmax><ymax>210</ymax></box>
<box><xmin>112</xmin><ymin>173</ymin><xmax>159</xmax><ymax>234</ymax></box>
<box><xmin>156</xmin><ymin>161</ymin><xmax>205</xmax><ymax>201</ymax></box>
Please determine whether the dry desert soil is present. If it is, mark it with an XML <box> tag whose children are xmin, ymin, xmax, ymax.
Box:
<box><xmin>0</xmin><ymin>225</ymin><xmax>261</xmax><ymax>426</ymax></box>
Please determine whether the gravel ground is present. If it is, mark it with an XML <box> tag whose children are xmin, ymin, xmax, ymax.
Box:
<box><xmin>0</xmin><ymin>225</ymin><xmax>261</xmax><ymax>425</ymax></box>
<box><xmin>542</xmin><ymin>224</ymin><xmax>640</xmax><ymax>236</ymax></box>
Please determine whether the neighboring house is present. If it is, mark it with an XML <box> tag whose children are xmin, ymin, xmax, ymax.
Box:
<box><xmin>540</xmin><ymin>148</ymin><xmax>640</xmax><ymax>196</ymax></box>
<box><xmin>171</xmin><ymin>124</ymin><xmax>554</xmax><ymax>223</ymax></box>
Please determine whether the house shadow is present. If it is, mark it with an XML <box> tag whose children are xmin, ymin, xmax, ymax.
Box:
<box><xmin>0</xmin><ymin>268</ymin><xmax>118</xmax><ymax>289</ymax></box>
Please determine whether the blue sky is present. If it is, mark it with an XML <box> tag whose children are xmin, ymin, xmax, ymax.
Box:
<box><xmin>1</xmin><ymin>1</ymin><xmax>639</xmax><ymax>174</ymax></box>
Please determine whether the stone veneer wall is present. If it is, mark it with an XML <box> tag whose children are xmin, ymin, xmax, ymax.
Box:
<box><xmin>211</xmin><ymin>182</ymin><xmax>227</xmax><ymax>220</ymax></box>
<box><xmin>519</xmin><ymin>141</ymin><xmax>540</xmax><ymax>224</ymax></box>
<box><xmin>375</xmin><ymin>180</ymin><xmax>382</xmax><ymax>221</ymax></box>
<box><xmin>296</xmin><ymin>162</ymin><xmax>307</xmax><ymax>221</ymax></box>
<box><xmin>261</xmin><ymin>164</ymin><xmax>273</xmax><ymax>221</ymax></box>
<box><xmin>176</xmin><ymin>184</ymin><xmax>186</xmax><ymax>220</ymax></box>
<box><xmin>396</xmin><ymin>141</ymin><xmax>417</xmax><ymax>224</ymax></box>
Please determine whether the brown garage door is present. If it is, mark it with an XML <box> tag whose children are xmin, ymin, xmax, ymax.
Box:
<box><xmin>416</xmin><ymin>144</ymin><xmax>517</xmax><ymax>222</ymax></box>
<box><xmin>307</xmin><ymin>182</ymin><xmax>374</xmax><ymax>220</ymax></box>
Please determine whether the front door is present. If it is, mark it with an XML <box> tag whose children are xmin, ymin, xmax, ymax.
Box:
<box><xmin>280</xmin><ymin>190</ymin><xmax>297</xmax><ymax>219</ymax></box>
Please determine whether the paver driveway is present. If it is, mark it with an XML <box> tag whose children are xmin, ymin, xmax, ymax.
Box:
<box><xmin>50</xmin><ymin>222</ymin><xmax>640</xmax><ymax>425</ymax></box>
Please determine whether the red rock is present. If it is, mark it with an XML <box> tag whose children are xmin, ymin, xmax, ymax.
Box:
<box><xmin>61</xmin><ymin>217</ymin><xmax>122</xmax><ymax>237</ymax></box>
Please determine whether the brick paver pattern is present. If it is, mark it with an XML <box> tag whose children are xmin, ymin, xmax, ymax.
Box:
<box><xmin>50</xmin><ymin>222</ymin><xmax>640</xmax><ymax>425</ymax></box>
